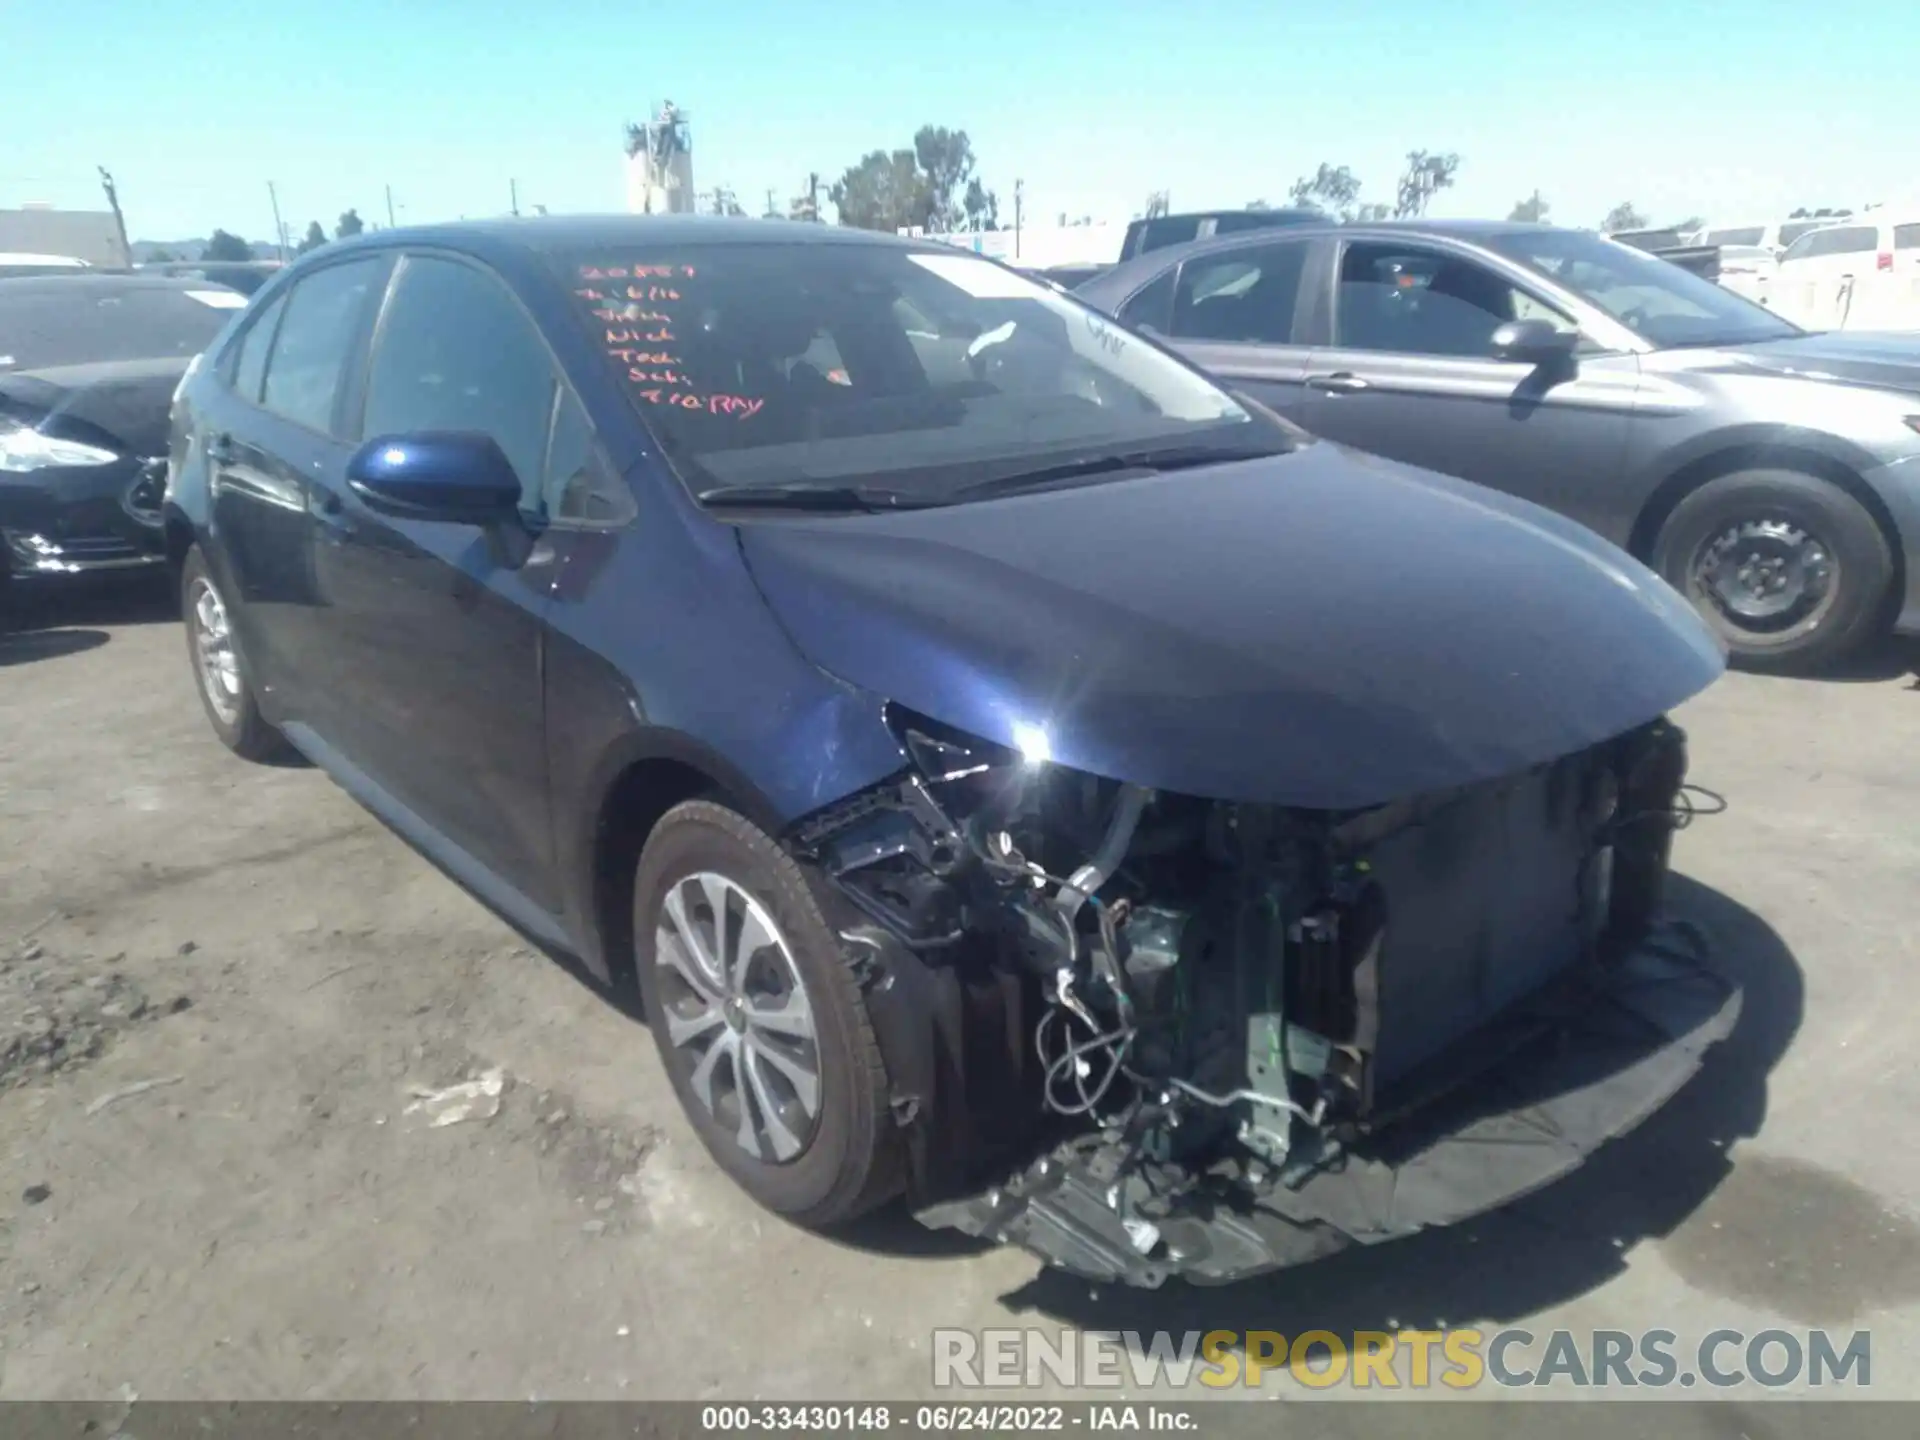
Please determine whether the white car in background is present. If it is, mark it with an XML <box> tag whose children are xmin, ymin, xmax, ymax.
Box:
<box><xmin>1697</xmin><ymin>218</ymin><xmax>1843</xmax><ymax>257</ymax></box>
<box><xmin>1773</xmin><ymin>215</ymin><xmax>1920</xmax><ymax>331</ymax></box>
<box><xmin>1712</xmin><ymin>244</ymin><xmax>1778</xmax><ymax>307</ymax></box>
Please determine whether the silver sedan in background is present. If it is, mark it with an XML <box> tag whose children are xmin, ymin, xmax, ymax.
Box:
<box><xmin>1078</xmin><ymin>221</ymin><xmax>1920</xmax><ymax>670</ymax></box>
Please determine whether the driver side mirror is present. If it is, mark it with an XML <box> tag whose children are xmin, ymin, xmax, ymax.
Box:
<box><xmin>346</xmin><ymin>432</ymin><xmax>525</xmax><ymax>526</ymax></box>
<box><xmin>1489</xmin><ymin>318</ymin><xmax>1578</xmax><ymax>366</ymax></box>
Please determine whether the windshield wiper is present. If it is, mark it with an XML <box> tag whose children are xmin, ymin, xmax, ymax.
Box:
<box><xmin>946</xmin><ymin>444</ymin><xmax>1285</xmax><ymax>503</ymax></box>
<box><xmin>696</xmin><ymin>483</ymin><xmax>941</xmax><ymax>513</ymax></box>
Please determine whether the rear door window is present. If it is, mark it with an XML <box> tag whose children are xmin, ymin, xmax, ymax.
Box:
<box><xmin>1169</xmin><ymin>241</ymin><xmax>1309</xmax><ymax>345</ymax></box>
<box><xmin>260</xmin><ymin>258</ymin><xmax>383</xmax><ymax>435</ymax></box>
<box><xmin>1893</xmin><ymin>224</ymin><xmax>1920</xmax><ymax>251</ymax></box>
<box><xmin>1704</xmin><ymin>226</ymin><xmax>1765</xmax><ymax>247</ymax></box>
<box><xmin>227</xmin><ymin>293</ymin><xmax>285</xmax><ymax>403</ymax></box>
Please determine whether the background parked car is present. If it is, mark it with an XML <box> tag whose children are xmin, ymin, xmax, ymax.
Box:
<box><xmin>1698</xmin><ymin>218</ymin><xmax>1846</xmax><ymax>258</ymax></box>
<box><xmin>0</xmin><ymin>252</ymin><xmax>91</xmax><ymax>279</ymax></box>
<box><xmin>1029</xmin><ymin>262</ymin><xmax>1110</xmax><ymax>289</ymax></box>
<box><xmin>1711</xmin><ymin>243</ymin><xmax>1780</xmax><ymax>308</ymax></box>
<box><xmin>136</xmin><ymin>259</ymin><xmax>285</xmax><ymax>298</ymax></box>
<box><xmin>1078</xmin><ymin>219</ymin><xmax>1920</xmax><ymax>669</ymax></box>
<box><xmin>1772</xmin><ymin>214</ymin><xmax>1920</xmax><ymax>331</ymax></box>
<box><xmin>1</xmin><ymin>273</ymin><xmax>245</xmax><ymax>597</ymax></box>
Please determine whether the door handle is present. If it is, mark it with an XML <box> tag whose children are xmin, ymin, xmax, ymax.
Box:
<box><xmin>205</xmin><ymin>432</ymin><xmax>235</xmax><ymax>464</ymax></box>
<box><xmin>1304</xmin><ymin>372</ymin><xmax>1370</xmax><ymax>393</ymax></box>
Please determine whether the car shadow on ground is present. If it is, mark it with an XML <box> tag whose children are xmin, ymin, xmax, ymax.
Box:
<box><xmin>0</xmin><ymin>627</ymin><xmax>111</xmax><ymax>666</ymax></box>
<box><xmin>1</xmin><ymin>573</ymin><xmax>177</xmax><ymax>658</ymax></box>
<box><xmin>1770</xmin><ymin>632</ymin><xmax>1920</xmax><ymax>685</ymax></box>
<box><xmin>839</xmin><ymin>873</ymin><xmax>1806</xmax><ymax>1321</ymax></box>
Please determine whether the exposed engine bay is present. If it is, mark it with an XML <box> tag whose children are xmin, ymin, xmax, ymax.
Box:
<box><xmin>787</xmin><ymin>705</ymin><xmax>1737</xmax><ymax>1287</ymax></box>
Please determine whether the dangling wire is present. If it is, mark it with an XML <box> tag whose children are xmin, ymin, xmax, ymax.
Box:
<box><xmin>1609</xmin><ymin>782</ymin><xmax>1728</xmax><ymax>837</ymax></box>
<box><xmin>1035</xmin><ymin>1006</ymin><xmax>1136</xmax><ymax>1119</ymax></box>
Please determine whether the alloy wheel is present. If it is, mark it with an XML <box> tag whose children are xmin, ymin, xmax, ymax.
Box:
<box><xmin>654</xmin><ymin>871</ymin><xmax>822</xmax><ymax>1163</ymax></box>
<box><xmin>189</xmin><ymin>577</ymin><xmax>243</xmax><ymax>725</ymax></box>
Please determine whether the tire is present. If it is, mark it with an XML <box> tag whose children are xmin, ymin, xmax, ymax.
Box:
<box><xmin>633</xmin><ymin>799</ymin><xmax>901</xmax><ymax>1228</ymax></box>
<box><xmin>180</xmin><ymin>545</ymin><xmax>287</xmax><ymax>761</ymax></box>
<box><xmin>1651</xmin><ymin>468</ymin><xmax>1893</xmax><ymax>671</ymax></box>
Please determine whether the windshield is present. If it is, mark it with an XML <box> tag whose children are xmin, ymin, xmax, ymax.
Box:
<box><xmin>1483</xmin><ymin>228</ymin><xmax>1798</xmax><ymax>348</ymax></box>
<box><xmin>0</xmin><ymin>282</ymin><xmax>242</xmax><ymax>372</ymax></box>
<box><xmin>561</xmin><ymin>242</ymin><xmax>1272</xmax><ymax>503</ymax></box>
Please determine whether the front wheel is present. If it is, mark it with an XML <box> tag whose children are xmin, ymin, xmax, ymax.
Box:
<box><xmin>181</xmin><ymin>546</ymin><xmax>286</xmax><ymax>760</ymax></box>
<box><xmin>1651</xmin><ymin>468</ymin><xmax>1893</xmax><ymax>672</ymax></box>
<box><xmin>633</xmin><ymin>799</ymin><xmax>901</xmax><ymax>1228</ymax></box>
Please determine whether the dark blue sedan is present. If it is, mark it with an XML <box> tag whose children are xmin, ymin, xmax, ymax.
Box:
<box><xmin>164</xmin><ymin>216</ymin><xmax>1738</xmax><ymax>1286</ymax></box>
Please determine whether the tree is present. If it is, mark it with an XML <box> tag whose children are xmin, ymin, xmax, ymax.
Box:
<box><xmin>1508</xmin><ymin>190</ymin><xmax>1550</xmax><ymax>223</ymax></box>
<box><xmin>962</xmin><ymin>177</ymin><xmax>999</xmax><ymax>231</ymax></box>
<box><xmin>830</xmin><ymin>125</ymin><xmax>1000</xmax><ymax>233</ymax></box>
<box><xmin>296</xmin><ymin>221</ymin><xmax>327</xmax><ymax>254</ymax></box>
<box><xmin>914</xmin><ymin>126</ymin><xmax>978</xmax><ymax>231</ymax></box>
<box><xmin>830</xmin><ymin>148</ymin><xmax>928</xmax><ymax>232</ymax></box>
<box><xmin>1673</xmin><ymin>215</ymin><xmax>1704</xmax><ymax>234</ymax></box>
<box><xmin>706</xmin><ymin>186</ymin><xmax>745</xmax><ymax>216</ymax></box>
<box><xmin>1354</xmin><ymin>202</ymin><xmax>1391</xmax><ymax>223</ymax></box>
<box><xmin>146</xmin><ymin>246</ymin><xmax>177</xmax><ymax>262</ymax></box>
<box><xmin>1142</xmin><ymin>190</ymin><xmax>1170</xmax><ymax>220</ymax></box>
<box><xmin>202</xmin><ymin>229</ymin><xmax>252</xmax><ymax>262</ymax></box>
<box><xmin>1394</xmin><ymin>150</ymin><xmax>1459</xmax><ymax>219</ymax></box>
<box><xmin>335</xmin><ymin>208</ymin><xmax>365</xmax><ymax>240</ymax></box>
<box><xmin>1246</xmin><ymin>199</ymin><xmax>1270</xmax><ymax>211</ymax></box>
<box><xmin>1287</xmin><ymin>163</ymin><xmax>1362</xmax><ymax>221</ymax></box>
<box><xmin>1602</xmin><ymin>202</ymin><xmax>1646</xmax><ymax>233</ymax></box>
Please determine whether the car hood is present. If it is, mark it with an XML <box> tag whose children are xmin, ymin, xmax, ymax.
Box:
<box><xmin>0</xmin><ymin>357</ymin><xmax>189</xmax><ymax>456</ymax></box>
<box><xmin>735</xmin><ymin>445</ymin><xmax>1725</xmax><ymax>809</ymax></box>
<box><xmin>1717</xmin><ymin>331</ymin><xmax>1920</xmax><ymax>397</ymax></box>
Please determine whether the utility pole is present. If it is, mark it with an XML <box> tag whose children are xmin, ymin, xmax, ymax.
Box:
<box><xmin>766</xmin><ymin>187</ymin><xmax>777</xmax><ymax>219</ymax></box>
<box><xmin>97</xmin><ymin>166</ymin><xmax>132</xmax><ymax>267</ymax></box>
<box><xmin>385</xmin><ymin>185</ymin><xmax>396</xmax><ymax>228</ymax></box>
<box><xmin>265</xmin><ymin>180</ymin><xmax>288</xmax><ymax>262</ymax></box>
<box><xmin>808</xmin><ymin>171</ymin><xmax>820</xmax><ymax>222</ymax></box>
<box><xmin>1013</xmin><ymin>178</ymin><xmax>1024</xmax><ymax>260</ymax></box>
<box><xmin>510</xmin><ymin>179</ymin><xmax>520</xmax><ymax>216</ymax></box>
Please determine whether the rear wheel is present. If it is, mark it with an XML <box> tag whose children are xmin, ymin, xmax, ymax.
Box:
<box><xmin>181</xmin><ymin>546</ymin><xmax>286</xmax><ymax>760</ymax></box>
<box><xmin>1651</xmin><ymin>468</ymin><xmax>1892</xmax><ymax>671</ymax></box>
<box><xmin>633</xmin><ymin>799</ymin><xmax>901</xmax><ymax>1227</ymax></box>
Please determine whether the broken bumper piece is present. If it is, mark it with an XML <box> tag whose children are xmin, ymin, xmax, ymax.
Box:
<box><xmin>914</xmin><ymin>922</ymin><xmax>1740</xmax><ymax>1288</ymax></box>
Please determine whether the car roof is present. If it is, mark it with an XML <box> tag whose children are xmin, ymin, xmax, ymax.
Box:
<box><xmin>333</xmin><ymin>213</ymin><xmax>918</xmax><ymax>258</ymax></box>
<box><xmin>1133</xmin><ymin>207</ymin><xmax>1324</xmax><ymax>224</ymax></box>
<box><xmin>1079</xmin><ymin>218</ymin><xmax>1568</xmax><ymax>305</ymax></box>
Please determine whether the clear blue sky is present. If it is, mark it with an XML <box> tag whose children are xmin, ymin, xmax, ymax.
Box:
<box><xmin>6</xmin><ymin>0</ymin><xmax>1915</xmax><ymax>244</ymax></box>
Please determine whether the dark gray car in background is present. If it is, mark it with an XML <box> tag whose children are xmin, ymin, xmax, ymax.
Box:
<box><xmin>1079</xmin><ymin>220</ymin><xmax>1920</xmax><ymax>669</ymax></box>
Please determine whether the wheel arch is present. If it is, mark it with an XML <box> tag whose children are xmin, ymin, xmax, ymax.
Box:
<box><xmin>576</xmin><ymin>729</ymin><xmax>787</xmax><ymax>990</ymax></box>
<box><xmin>1628</xmin><ymin>433</ymin><xmax>1906</xmax><ymax>606</ymax></box>
<box><xmin>161</xmin><ymin>503</ymin><xmax>197</xmax><ymax>575</ymax></box>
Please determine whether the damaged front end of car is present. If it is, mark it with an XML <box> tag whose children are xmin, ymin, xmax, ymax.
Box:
<box><xmin>784</xmin><ymin>704</ymin><xmax>1738</xmax><ymax>1288</ymax></box>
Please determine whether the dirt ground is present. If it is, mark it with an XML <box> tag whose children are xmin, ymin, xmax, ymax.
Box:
<box><xmin>2</xmin><ymin>576</ymin><xmax>1918</xmax><ymax>1409</ymax></box>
